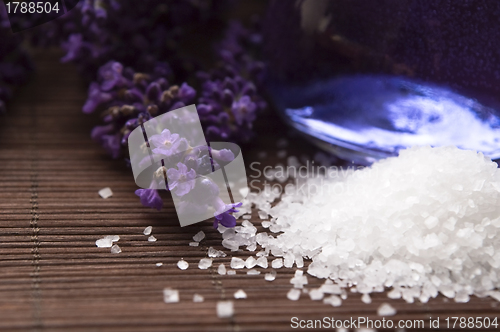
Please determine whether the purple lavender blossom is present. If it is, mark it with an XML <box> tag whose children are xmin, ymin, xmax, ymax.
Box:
<box><xmin>213</xmin><ymin>202</ymin><xmax>242</xmax><ymax>228</ymax></box>
<box><xmin>149</xmin><ymin>130</ymin><xmax>188</xmax><ymax>157</ymax></box>
<box><xmin>166</xmin><ymin>163</ymin><xmax>196</xmax><ymax>196</ymax></box>
<box><xmin>135</xmin><ymin>189</ymin><xmax>163</xmax><ymax>211</ymax></box>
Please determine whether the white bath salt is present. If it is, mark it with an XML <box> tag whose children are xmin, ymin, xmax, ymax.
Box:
<box><xmin>208</xmin><ymin>247</ymin><xmax>227</xmax><ymax>258</ymax></box>
<box><xmin>98</xmin><ymin>187</ymin><xmax>113</xmax><ymax>199</ymax></box>
<box><xmin>377</xmin><ymin>303</ymin><xmax>397</xmax><ymax>316</ymax></box>
<box><xmin>177</xmin><ymin>259</ymin><xmax>189</xmax><ymax>270</ymax></box>
<box><xmin>217</xmin><ymin>300</ymin><xmax>234</xmax><ymax>318</ymax></box>
<box><xmin>143</xmin><ymin>226</ymin><xmax>152</xmax><ymax>235</ymax></box>
<box><xmin>287</xmin><ymin>288</ymin><xmax>301</xmax><ymax>301</ymax></box>
<box><xmin>256</xmin><ymin>256</ymin><xmax>268</xmax><ymax>268</ymax></box>
<box><xmin>265</xmin><ymin>270</ymin><xmax>277</xmax><ymax>281</ymax></box>
<box><xmin>148</xmin><ymin>235</ymin><xmax>157</xmax><ymax>242</ymax></box>
<box><xmin>193</xmin><ymin>294</ymin><xmax>204</xmax><ymax>303</ymax></box>
<box><xmin>309</xmin><ymin>289</ymin><xmax>324</xmax><ymax>301</ymax></box>
<box><xmin>290</xmin><ymin>270</ymin><xmax>308</xmax><ymax>289</ymax></box>
<box><xmin>110</xmin><ymin>244</ymin><xmax>121</xmax><ymax>254</ymax></box>
<box><xmin>247</xmin><ymin>269</ymin><xmax>261</xmax><ymax>275</ymax></box>
<box><xmin>271</xmin><ymin>258</ymin><xmax>283</xmax><ymax>269</ymax></box>
<box><xmin>323</xmin><ymin>295</ymin><xmax>342</xmax><ymax>307</ymax></box>
<box><xmin>198</xmin><ymin>258</ymin><xmax>213</xmax><ymax>269</ymax></box>
<box><xmin>227</xmin><ymin>270</ymin><xmax>236</xmax><ymax>275</ymax></box>
<box><xmin>242</xmin><ymin>215</ymin><xmax>252</xmax><ymax>220</ymax></box>
<box><xmin>218</xmin><ymin>263</ymin><xmax>227</xmax><ymax>275</ymax></box>
<box><xmin>361</xmin><ymin>293</ymin><xmax>372</xmax><ymax>304</ymax></box>
<box><xmin>156</xmin><ymin>262</ymin><xmax>163</xmax><ymax>267</ymax></box>
<box><xmin>245</xmin><ymin>256</ymin><xmax>257</xmax><ymax>269</ymax></box>
<box><xmin>230</xmin><ymin>257</ymin><xmax>245</xmax><ymax>269</ymax></box>
<box><xmin>258</xmin><ymin>211</ymin><xmax>268</xmax><ymax>220</ymax></box>
<box><xmin>163</xmin><ymin>288</ymin><xmax>179</xmax><ymax>303</ymax></box>
<box><xmin>277</xmin><ymin>150</ymin><xmax>287</xmax><ymax>159</ymax></box>
<box><xmin>95</xmin><ymin>235</ymin><xmax>120</xmax><ymax>248</ymax></box>
<box><xmin>189</xmin><ymin>242</ymin><xmax>199</xmax><ymax>247</ymax></box>
<box><xmin>193</xmin><ymin>231</ymin><xmax>205</xmax><ymax>242</ymax></box>
<box><xmin>234</xmin><ymin>289</ymin><xmax>247</xmax><ymax>299</ymax></box>
<box><xmin>244</xmin><ymin>146</ymin><xmax>500</xmax><ymax>305</ymax></box>
<box><xmin>261</xmin><ymin>221</ymin><xmax>271</xmax><ymax>228</ymax></box>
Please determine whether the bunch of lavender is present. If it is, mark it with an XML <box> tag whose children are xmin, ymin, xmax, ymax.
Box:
<box><xmin>53</xmin><ymin>0</ymin><xmax>229</xmax><ymax>79</ymax></box>
<box><xmin>0</xmin><ymin>6</ymin><xmax>34</xmax><ymax>113</ymax></box>
<box><xmin>134</xmin><ymin>121</ymin><xmax>241</xmax><ymax>228</ymax></box>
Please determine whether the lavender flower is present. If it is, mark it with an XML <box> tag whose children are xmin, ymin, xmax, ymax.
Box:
<box><xmin>213</xmin><ymin>202</ymin><xmax>242</xmax><ymax>228</ymax></box>
<box><xmin>135</xmin><ymin>189</ymin><xmax>163</xmax><ymax>211</ymax></box>
<box><xmin>166</xmin><ymin>162</ymin><xmax>196</xmax><ymax>196</ymax></box>
<box><xmin>149</xmin><ymin>129</ymin><xmax>188</xmax><ymax>157</ymax></box>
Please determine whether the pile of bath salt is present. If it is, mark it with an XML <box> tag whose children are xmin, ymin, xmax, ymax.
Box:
<box><xmin>241</xmin><ymin>146</ymin><xmax>500</xmax><ymax>304</ymax></box>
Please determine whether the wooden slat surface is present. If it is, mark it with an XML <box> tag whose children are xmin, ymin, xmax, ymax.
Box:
<box><xmin>0</xmin><ymin>50</ymin><xmax>499</xmax><ymax>332</ymax></box>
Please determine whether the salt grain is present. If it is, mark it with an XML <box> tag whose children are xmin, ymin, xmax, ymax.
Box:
<box><xmin>163</xmin><ymin>288</ymin><xmax>179</xmax><ymax>303</ymax></box>
<box><xmin>143</xmin><ymin>226</ymin><xmax>152</xmax><ymax>235</ymax></box>
<box><xmin>110</xmin><ymin>244</ymin><xmax>121</xmax><ymax>254</ymax></box>
<box><xmin>95</xmin><ymin>235</ymin><xmax>119</xmax><ymax>248</ymax></box>
<box><xmin>361</xmin><ymin>294</ymin><xmax>372</xmax><ymax>304</ymax></box>
<box><xmin>156</xmin><ymin>262</ymin><xmax>163</xmax><ymax>267</ymax></box>
<box><xmin>245</xmin><ymin>256</ymin><xmax>257</xmax><ymax>268</ymax></box>
<box><xmin>218</xmin><ymin>263</ymin><xmax>227</xmax><ymax>275</ymax></box>
<box><xmin>193</xmin><ymin>231</ymin><xmax>205</xmax><ymax>242</ymax></box>
<box><xmin>216</xmin><ymin>301</ymin><xmax>234</xmax><ymax>318</ymax></box>
<box><xmin>265</xmin><ymin>270</ymin><xmax>277</xmax><ymax>281</ymax></box>
<box><xmin>148</xmin><ymin>235</ymin><xmax>157</xmax><ymax>242</ymax></box>
<box><xmin>247</xmin><ymin>269</ymin><xmax>260</xmax><ymax>275</ymax></box>
<box><xmin>189</xmin><ymin>242</ymin><xmax>199</xmax><ymax>247</ymax></box>
<box><xmin>98</xmin><ymin>187</ymin><xmax>113</xmax><ymax>199</ymax></box>
<box><xmin>377</xmin><ymin>303</ymin><xmax>397</xmax><ymax>316</ymax></box>
<box><xmin>198</xmin><ymin>258</ymin><xmax>213</xmax><ymax>269</ymax></box>
<box><xmin>177</xmin><ymin>259</ymin><xmax>189</xmax><ymax>270</ymax></box>
<box><xmin>227</xmin><ymin>270</ymin><xmax>236</xmax><ymax>275</ymax></box>
<box><xmin>323</xmin><ymin>295</ymin><xmax>342</xmax><ymax>307</ymax></box>
<box><xmin>256</xmin><ymin>256</ymin><xmax>268</xmax><ymax>268</ymax></box>
<box><xmin>193</xmin><ymin>294</ymin><xmax>204</xmax><ymax>303</ymax></box>
<box><xmin>258</xmin><ymin>211</ymin><xmax>268</xmax><ymax>220</ymax></box>
<box><xmin>287</xmin><ymin>288</ymin><xmax>301</xmax><ymax>301</ymax></box>
<box><xmin>271</xmin><ymin>258</ymin><xmax>283</xmax><ymax>269</ymax></box>
<box><xmin>208</xmin><ymin>247</ymin><xmax>227</xmax><ymax>258</ymax></box>
<box><xmin>230</xmin><ymin>257</ymin><xmax>245</xmax><ymax>269</ymax></box>
<box><xmin>234</xmin><ymin>289</ymin><xmax>247</xmax><ymax>299</ymax></box>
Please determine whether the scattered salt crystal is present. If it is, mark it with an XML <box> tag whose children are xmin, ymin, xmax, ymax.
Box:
<box><xmin>242</xmin><ymin>215</ymin><xmax>252</xmax><ymax>220</ymax></box>
<box><xmin>245</xmin><ymin>256</ymin><xmax>257</xmax><ymax>268</ymax></box>
<box><xmin>256</xmin><ymin>256</ymin><xmax>268</xmax><ymax>268</ymax></box>
<box><xmin>193</xmin><ymin>231</ymin><xmax>205</xmax><ymax>242</ymax></box>
<box><xmin>110</xmin><ymin>244</ymin><xmax>121</xmax><ymax>254</ymax></box>
<box><xmin>198</xmin><ymin>258</ymin><xmax>213</xmax><ymax>269</ymax></box>
<box><xmin>265</xmin><ymin>270</ymin><xmax>277</xmax><ymax>281</ymax></box>
<box><xmin>148</xmin><ymin>235</ymin><xmax>157</xmax><ymax>242</ymax></box>
<box><xmin>234</xmin><ymin>289</ymin><xmax>247</xmax><ymax>299</ymax></box>
<box><xmin>361</xmin><ymin>293</ymin><xmax>372</xmax><ymax>304</ymax></box>
<box><xmin>287</xmin><ymin>288</ymin><xmax>301</xmax><ymax>301</ymax></box>
<box><xmin>143</xmin><ymin>226</ymin><xmax>152</xmax><ymax>235</ymax></box>
<box><xmin>156</xmin><ymin>262</ymin><xmax>163</xmax><ymax>267</ymax></box>
<box><xmin>258</xmin><ymin>211</ymin><xmax>268</xmax><ymax>220</ymax></box>
<box><xmin>261</xmin><ymin>221</ymin><xmax>271</xmax><ymax>228</ymax></box>
<box><xmin>193</xmin><ymin>294</ymin><xmax>204</xmax><ymax>303</ymax></box>
<box><xmin>309</xmin><ymin>289</ymin><xmax>324</xmax><ymax>301</ymax></box>
<box><xmin>227</xmin><ymin>270</ymin><xmax>236</xmax><ymax>275</ymax></box>
<box><xmin>230</xmin><ymin>257</ymin><xmax>245</xmax><ymax>269</ymax></box>
<box><xmin>271</xmin><ymin>258</ymin><xmax>283</xmax><ymax>269</ymax></box>
<box><xmin>163</xmin><ymin>288</ymin><xmax>179</xmax><ymax>303</ymax></box>
<box><xmin>377</xmin><ymin>303</ymin><xmax>397</xmax><ymax>316</ymax></box>
<box><xmin>177</xmin><ymin>259</ymin><xmax>189</xmax><ymax>270</ymax></box>
<box><xmin>323</xmin><ymin>295</ymin><xmax>342</xmax><ymax>307</ymax></box>
<box><xmin>247</xmin><ymin>269</ymin><xmax>261</xmax><ymax>275</ymax></box>
<box><xmin>98</xmin><ymin>187</ymin><xmax>113</xmax><ymax>199</ymax></box>
<box><xmin>95</xmin><ymin>235</ymin><xmax>120</xmax><ymax>248</ymax></box>
<box><xmin>208</xmin><ymin>247</ymin><xmax>227</xmax><ymax>258</ymax></box>
<box><xmin>217</xmin><ymin>301</ymin><xmax>234</xmax><ymax>318</ymax></box>
<box><xmin>189</xmin><ymin>242</ymin><xmax>199</xmax><ymax>247</ymax></box>
<box><xmin>218</xmin><ymin>263</ymin><xmax>226</xmax><ymax>275</ymax></box>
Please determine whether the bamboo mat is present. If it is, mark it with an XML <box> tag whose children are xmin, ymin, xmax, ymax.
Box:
<box><xmin>1</xmin><ymin>50</ymin><xmax>499</xmax><ymax>332</ymax></box>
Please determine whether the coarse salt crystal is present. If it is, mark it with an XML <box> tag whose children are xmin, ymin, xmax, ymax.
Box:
<box><xmin>163</xmin><ymin>288</ymin><xmax>179</xmax><ymax>303</ymax></box>
<box><xmin>189</xmin><ymin>242</ymin><xmax>199</xmax><ymax>247</ymax></box>
<box><xmin>98</xmin><ymin>187</ymin><xmax>113</xmax><ymax>199</ymax></box>
<box><xmin>193</xmin><ymin>231</ymin><xmax>205</xmax><ymax>242</ymax></box>
<box><xmin>177</xmin><ymin>259</ymin><xmax>189</xmax><ymax>270</ymax></box>
<box><xmin>323</xmin><ymin>295</ymin><xmax>342</xmax><ymax>307</ymax></box>
<box><xmin>218</xmin><ymin>263</ymin><xmax>226</xmax><ymax>275</ymax></box>
<box><xmin>193</xmin><ymin>294</ymin><xmax>204</xmax><ymax>302</ymax></box>
<box><xmin>271</xmin><ymin>258</ymin><xmax>283</xmax><ymax>269</ymax></box>
<box><xmin>198</xmin><ymin>258</ymin><xmax>213</xmax><ymax>269</ymax></box>
<box><xmin>265</xmin><ymin>270</ymin><xmax>277</xmax><ymax>281</ymax></box>
<box><xmin>245</xmin><ymin>256</ymin><xmax>257</xmax><ymax>268</ymax></box>
<box><xmin>361</xmin><ymin>293</ymin><xmax>372</xmax><ymax>304</ymax></box>
<box><xmin>143</xmin><ymin>226</ymin><xmax>152</xmax><ymax>235</ymax></box>
<box><xmin>148</xmin><ymin>235</ymin><xmax>157</xmax><ymax>242</ymax></box>
<box><xmin>95</xmin><ymin>235</ymin><xmax>119</xmax><ymax>248</ymax></box>
<box><xmin>110</xmin><ymin>244</ymin><xmax>121</xmax><ymax>254</ymax></box>
<box><xmin>230</xmin><ymin>257</ymin><xmax>245</xmax><ymax>269</ymax></box>
<box><xmin>247</xmin><ymin>269</ymin><xmax>260</xmax><ymax>275</ymax></box>
<box><xmin>156</xmin><ymin>262</ymin><xmax>163</xmax><ymax>267</ymax></box>
<box><xmin>234</xmin><ymin>289</ymin><xmax>247</xmax><ymax>299</ymax></box>
<box><xmin>287</xmin><ymin>288</ymin><xmax>301</xmax><ymax>301</ymax></box>
<box><xmin>377</xmin><ymin>303</ymin><xmax>397</xmax><ymax>316</ymax></box>
<box><xmin>227</xmin><ymin>270</ymin><xmax>236</xmax><ymax>275</ymax></box>
<box><xmin>216</xmin><ymin>301</ymin><xmax>234</xmax><ymax>318</ymax></box>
